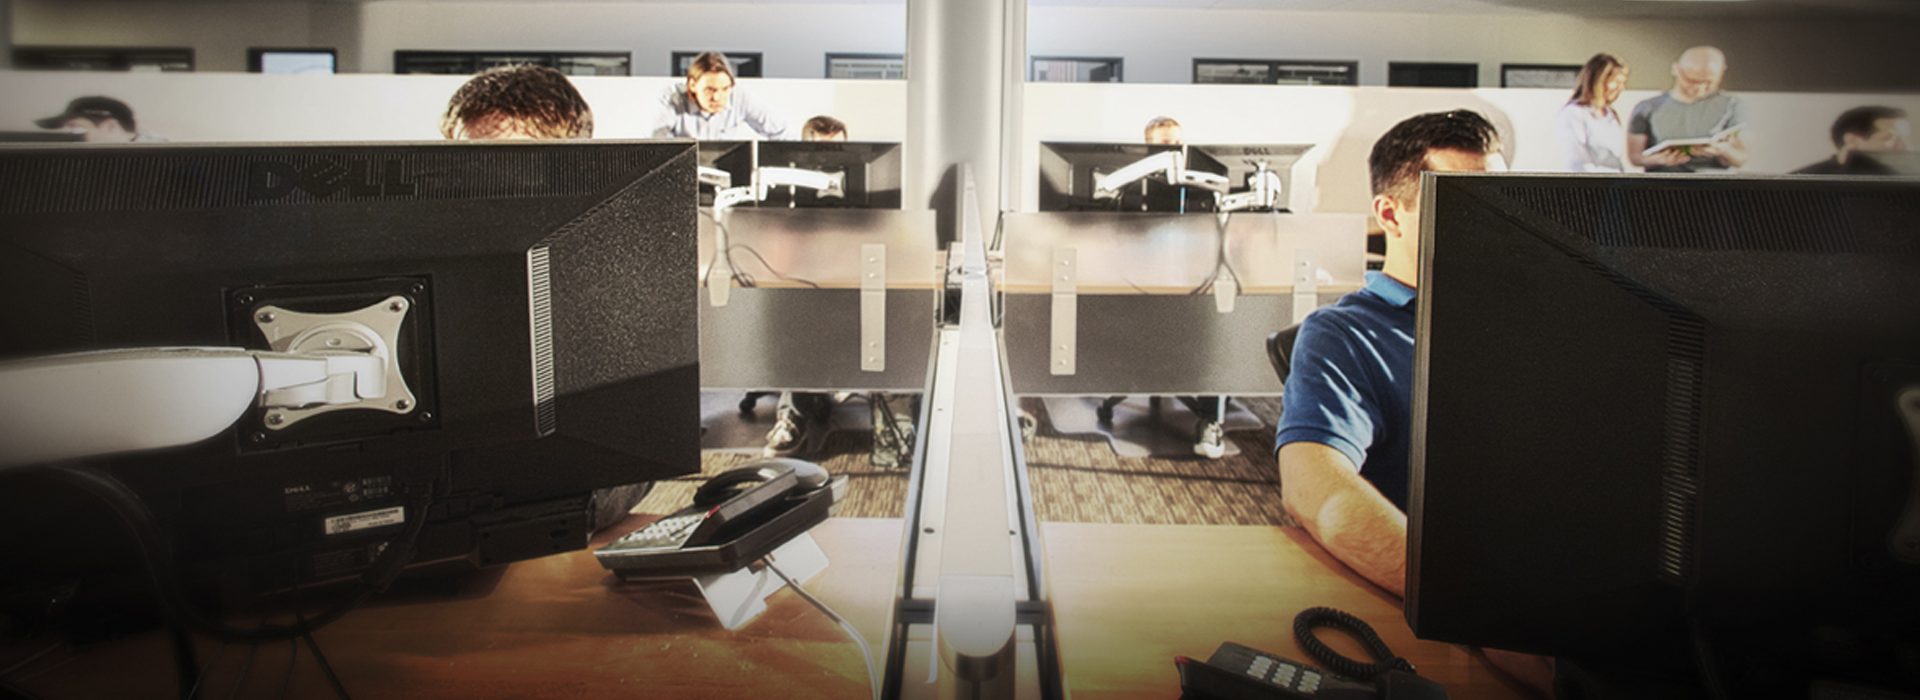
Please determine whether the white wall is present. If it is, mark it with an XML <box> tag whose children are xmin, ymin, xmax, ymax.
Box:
<box><xmin>354</xmin><ymin>2</ymin><xmax>905</xmax><ymax>77</ymax></box>
<box><xmin>0</xmin><ymin>71</ymin><xmax>908</xmax><ymax>142</ymax></box>
<box><xmin>1016</xmin><ymin>83</ymin><xmax>1920</xmax><ymax>214</ymax></box>
<box><xmin>1027</xmin><ymin>7</ymin><xmax>1920</xmax><ymax>92</ymax></box>
<box><xmin>12</xmin><ymin>1</ymin><xmax>315</xmax><ymax>73</ymax></box>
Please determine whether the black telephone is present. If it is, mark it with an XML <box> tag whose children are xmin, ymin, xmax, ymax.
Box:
<box><xmin>1177</xmin><ymin>608</ymin><xmax>1447</xmax><ymax>700</ymax></box>
<box><xmin>1178</xmin><ymin>643</ymin><xmax>1445</xmax><ymax>700</ymax></box>
<box><xmin>594</xmin><ymin>458</ymin><xmax>836</xmax><ymax>578</ymax></box>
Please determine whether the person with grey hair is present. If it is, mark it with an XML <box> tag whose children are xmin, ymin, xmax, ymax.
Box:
<box><xmin>1626</xmin><ymin>46</ymin><xmax>1752</xmax><ymax>173</ymax></box>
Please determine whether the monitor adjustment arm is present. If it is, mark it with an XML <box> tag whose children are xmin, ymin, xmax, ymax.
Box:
<box><xmin>1091</xmin><ymin>150</ymin><xmax>1228</xmax><ymax>201</ymax></box>
<box><xmin>1213</xmin><ymin>164</ymin><xmax>1286</xmax><ymax>214</ymax></box>
<box><xmin>0</xmin><ymin>296</ymin><xmax>417</xmax><ymax>470</ymax></box>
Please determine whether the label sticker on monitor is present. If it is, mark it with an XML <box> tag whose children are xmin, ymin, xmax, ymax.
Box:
<box><xmin>324</xmin><ymin>506</ymin><xmax>405</xmax><ymax>536</ymax></box>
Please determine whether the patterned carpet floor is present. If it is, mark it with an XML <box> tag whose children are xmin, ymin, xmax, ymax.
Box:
<box><xmin>637</xmin><ymin>396</ymin><xmax>1292</xmax><ymax>527</ymax></box>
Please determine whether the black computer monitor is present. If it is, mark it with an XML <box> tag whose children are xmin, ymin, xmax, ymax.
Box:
<box><xmin>1183</xmin><ymin>143</ymin><xmax>1313</xmax><ymax>212</ymax></box>
<box><xmin>1406</xmin><ymin>173</ymin><xmax>1920</xmax><ymax>692</ymax></box>
<box><xmin>753</xmin><ymin>141</ymin><xmax>902</xmax><ymax>209</ymax></box>
<box><xmin>0</xmin><ymin>141</ymin><xmax>701</xmax><ymax>594</ymax></box>
<box><xmin>698</xmin><ymin>140</ymin><xmax>754</xmax><ymax>206</ymax></box>
<box><xmin>1037</xmin><ymin>141</ymin><xmax>1203</xmax><ymax>213</ymax></box>
<box><xmin>0</xmin><ymin>131</ymin><xmax>85</xmax><ymax>143</ymax></box>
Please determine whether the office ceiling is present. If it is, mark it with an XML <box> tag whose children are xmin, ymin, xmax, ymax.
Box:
<box><xmin>315</xmin><ymin>0</ymin><xmax>1920</xmax><ymax>17</ymax></box>
<box><xmin>1033</xmin><ymin>0</ymin><xmax>1920</xmax><ymax>17</ymax></box>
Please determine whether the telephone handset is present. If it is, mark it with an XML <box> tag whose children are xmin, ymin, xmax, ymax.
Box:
<box><xmin>595</xmin><ymin>454</ymin><xmax>829</xmax><ymax>563</ymax></box>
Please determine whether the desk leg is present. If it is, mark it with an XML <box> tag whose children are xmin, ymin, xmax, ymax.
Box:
<box><xmin>692</xmin><ymin>532</ymin><xmax>832</xmax><ymax>631</ymax></box>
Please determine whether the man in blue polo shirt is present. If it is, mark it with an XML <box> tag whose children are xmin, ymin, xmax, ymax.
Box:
<box><xmin>1276</xmin><ymin>110</ymin><xmax>1504</xmax><ymax>600</ymax></box>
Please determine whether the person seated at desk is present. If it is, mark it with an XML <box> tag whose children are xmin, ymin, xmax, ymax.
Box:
<box><xmin>1143</xmin><ymin>115</ymin><xmax>1183</xmax><ymax>146</ymax></box>
<box><xmin>440</xmin><ymin>64</ymin><xmax>649</xmax><ymax>532</ymax></box>
<box><xmin>1275</xmin><ymin>110</ymin><xmax>1554</xmax><ymax>694</ymax></box>
<box><xmin>801</xmin><ymin>115</ymin><xmax>849</xmax><ymax>142</ymax></box>
<box><xmin>37</xmin><ymin>96</ymin><xmax>165</xmax><ymax>143</ymax></box>
<box><xmin>439</xmin><ymin>64</ymin><xmax>594</xmax><ymax>140</ymax></box>
<box><xmin>653</xmin><ymin>52</ymin><xmax>790</xmax><ymax>140</ymax></box>
<box><xmin>1794</xmin><ymin>106</ymin><xmax>1909</xmax><ymax>175</ymax></box>
<box><xmin>1626</xmin><ymin>46</ymin><xmax>1751</xmax><ymax>173</ymax></box>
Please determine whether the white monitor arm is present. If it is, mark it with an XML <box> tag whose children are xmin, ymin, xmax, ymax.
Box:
<box><xmin>704</xmin><ymin>166</ymin><xmax>846</xmax><ymax>306</ymax></box>
<box><xmin>697</xmin><ymin>166</ymin><xmax>734</xmax><ymax>190</ymax></box>
<box><xmin>1091</xmin><ymin>151</ymin><xmax>1229</xmax><ymax>201</ymax></box>
<box><xmin>1213</xmin><ymin>165</ymin><xmax>1286</xmax><ymax>214</ymax></box>
<box><xmin>0</xmin><ymin>348</ymin><xmax>393</xmax><ymax>469</ymax></box>
<box><xmin>0</xmin><ymin>296</ymin><xmax>418</xmax><ymax>470</ymax></box>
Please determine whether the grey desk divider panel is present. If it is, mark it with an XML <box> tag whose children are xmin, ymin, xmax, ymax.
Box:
<box><xmin>997</xmin><ymin>212</ymin><xmax>1366</xmax><ymax>396</ymax></box>
<box><xmin>698</xmin><ymin>208</ymin><xmax>939</xmax><ymax>391</ymax></box>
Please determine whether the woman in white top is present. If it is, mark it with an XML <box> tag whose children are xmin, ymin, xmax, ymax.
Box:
<box><xmin>1554</xmin><ymin>53</ymin><xmax>1631</xmax><ymax>172</ymax></box>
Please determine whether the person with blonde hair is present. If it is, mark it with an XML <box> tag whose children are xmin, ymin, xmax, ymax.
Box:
<box><xmin>1143</xmin><ymin>116</ymin><xmax>1183</xmax><ymax>145</ymax></box>
<box><xmin>652</xmin><ymin>51</ymin><xmax>789</xmax><ymax>140</ymax></box>
<box><xmin>439</xmin><ymin>64</ymin><xmax>594</xmax><ymax>140</ymax></box>
<box><xmin>1553</xmin><ymin>53</ymin><xmax>1630</xmax><ymax>172</ymax></box>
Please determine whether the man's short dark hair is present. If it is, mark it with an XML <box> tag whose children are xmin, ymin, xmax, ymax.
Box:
<box><xmin>1368</xmin><ymin>110</ymin><xmax>1500</xmax><ymax>201</ymax></box>
<box><xmin>439</xmin><ymin>64</ymin><xmax>593</xmax><ymax>140</ymax></box>
<box><xmin>802</xmin><ymin>115</ymin><xmax>847</xmax><ymax>140</ymax></box>
<box><xmin>1831</xmin><ymin>106</ymin><xmax>1907</xmax><ymax>148</ymax></box>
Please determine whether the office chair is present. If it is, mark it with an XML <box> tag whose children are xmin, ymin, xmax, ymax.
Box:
<box><xmin>1267</xmin><ymin>324</ymin><xmax>1303</xmax><ymax>384</ymax></box>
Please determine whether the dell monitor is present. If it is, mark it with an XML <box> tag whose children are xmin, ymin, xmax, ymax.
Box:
<box><xmin>753</xmin><ymin>141</ymin><xmax>902</xmax><ymax>209</ymax></box>
<box><xmin>0</xmin><ymin>141</ymin><xmax>701</xmax><ymax>596</ymax></box>
<box><xmin>1037</xmin><ymin>141</ymin><xmax>1204</xmax><ymax>213</ymax></box>
<box><xmin>1184</xmin><ymin>143</ymin><xmax>1313</xmax><ymax>212</ymax></box>
<box><xmin>1407</xmin><ymin>173</ymin><xmax>1920</xmax><ymax>694</ymax></box>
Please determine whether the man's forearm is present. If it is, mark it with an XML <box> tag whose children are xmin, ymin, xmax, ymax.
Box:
<box><xmin>1307</xmin><ymin>487</ymin><xmax>1408</xmax><ymax>598</ymax></box>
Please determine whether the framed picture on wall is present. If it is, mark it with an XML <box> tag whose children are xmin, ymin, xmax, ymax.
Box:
<box><xmin>1501</xmin><ymin>63</ymin><xmax>1583</xmax><ymax>89</ymax></box>
<box><xmin>826</xmin><ymin>53</ymin><xmax>905</xmax><ymax>80</ymax></box>
<box><xmin>1193</xmin><ymin>58</ymin><xmax>1358</xmax><ymax>86</ymax></box>
<box><xmin>1388</xmin><ymin>62</ymin><xmax>1478</xmax><ymax>88</ymax></box>
<box><xmin>393</xmin><ymin>50</ymin><xmax>630</xmax><ymax>76</ymax></box>
<box><xmin>249</xmin><ymin>48</ymin><xmax>337</xmax><ymax>75</ymax></box>
<box><xmin>14</xmin><ymin>46</ymin><xmax>195</xmax><ymax>72</ymax></box>
<box><xmin>1030</xmin><ymin>56</ymin><xmax>1124</xmax><ymax>83</ymax></box>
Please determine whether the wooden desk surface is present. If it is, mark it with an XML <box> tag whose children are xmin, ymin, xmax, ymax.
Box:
<box><xmin>1040</xmin><ymin>522</ymin><xmax>1532</xmax><ymax>700</ymax></box>
<box><xmin>11</xmin><ymin>519</ymin><xmax>1526</xmax><ymax>699</ymax></box>
<box><xmin>11</xmin><ymin>517</ymin><xmax>908</xmax><ymax>700</ymax></box>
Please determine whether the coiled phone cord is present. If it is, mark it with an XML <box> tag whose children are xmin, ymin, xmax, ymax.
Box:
<box><xmin>1293</xmin><ymin>606</ymin><xmax>1418</xmax><ymax>681</ymax></box>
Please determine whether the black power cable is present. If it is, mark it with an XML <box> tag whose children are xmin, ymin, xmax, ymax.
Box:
<box><xmin>1292</xmin><ymin>606</ymin><xmax>1417</xmax><ymax>682</ymax></box>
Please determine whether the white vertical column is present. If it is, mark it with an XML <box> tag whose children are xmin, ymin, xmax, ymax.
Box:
<box><xmin>904</xmin><ymin>0</ymin><xmax>1026</xmax><ymax>243</ymax></box>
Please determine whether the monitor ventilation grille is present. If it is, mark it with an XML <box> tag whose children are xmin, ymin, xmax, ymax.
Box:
<box><xmin>1657</xmin><ymin>316</ymin><xmax>1707</xmax><ymax>584</ymax></box>
<box><xmin>528</xmin><ymin>245</ymin><xmax>557</xmax><ymax>437</ymax></box>
<box><xmin>1501</xmin><ymin>186</ymin><xmax>1920</xmax><ymax>256</ymax></box>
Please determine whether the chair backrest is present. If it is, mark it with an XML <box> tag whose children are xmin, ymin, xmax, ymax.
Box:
<box><xmin>1266</xmin><ymin>324</ymin><xmax>1303</xmax><ymax>384</ymax></box>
